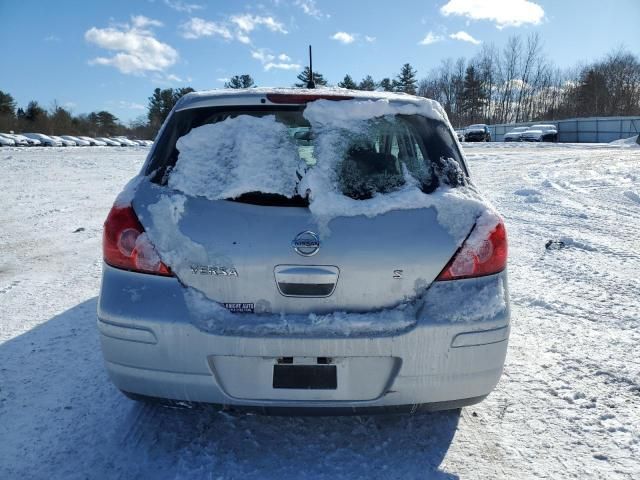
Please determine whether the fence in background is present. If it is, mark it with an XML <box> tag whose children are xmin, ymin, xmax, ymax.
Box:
<box><xmin>485</xmin><ymin>116</ymin><xmax>640</xmax><ymax>143</ymax></box>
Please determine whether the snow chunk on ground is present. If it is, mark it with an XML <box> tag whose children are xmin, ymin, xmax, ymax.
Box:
<box><xmin>168</xmin><ymin>115</ymin><xmax>301</xmax><ymax>200</ymax></box>
<box><xmin>623</xmin><ymin>190</ymin><xmax>640</xmax><ymax>204</ymax></box>
<box><xmin>514</xmin><ymin>187</ymin><xmax>542</xmax><ymax>197</ymax></box>
<box><xmin>609</xmin><ymin>135</ymin><xmax>639</xmax><ymax>147</ymax></box>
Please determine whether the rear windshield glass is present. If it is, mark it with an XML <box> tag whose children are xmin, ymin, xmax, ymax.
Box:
<box><xmin>146</xmin><ymin>105</ymin><xmax>466</xmax><ymax>205</ymax></box>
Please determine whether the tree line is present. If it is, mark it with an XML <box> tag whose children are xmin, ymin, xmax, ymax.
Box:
<box><xmin>1</xmin><ymin>33</ymin><xmax>638</xmax><ymax>137</ymax></box>
<box><xmin>0</xmin><ymin>93</ymin><xmax>153</xmax><ymax>139</ymax></box>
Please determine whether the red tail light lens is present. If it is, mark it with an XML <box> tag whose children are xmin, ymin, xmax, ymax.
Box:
<box><xmin>436</xmin><ymin>219</ymin><xmax>508</xmax><ymax>281</ymax></box>
<box><xmin>103</xmin><ymin>205</ymin><xmax>172</xmax><ymax>276</ymax></box>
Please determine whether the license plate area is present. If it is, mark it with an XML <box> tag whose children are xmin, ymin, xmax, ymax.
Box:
<box><xmin>273</xmin><ymin>364</ymin><xmax>337</xmax><ymax>390</ymax></box>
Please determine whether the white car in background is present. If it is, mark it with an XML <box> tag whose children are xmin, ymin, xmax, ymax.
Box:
<box><xmin>1</xmin><ymin>133</ymin><xmax>27</xmax><ymax>146</ymax></box>
<box><xmin>50</xmin><ymin>135</ymin><xmax>76</xmax><ymax>146</ymax></box>
<box><xmin>61</xmin><ymin>135</ymin><xmax>91</xmax><ymax>146</ymax></box>
<box><xmin>0</xmin><ymin>135</ymin><xmax>16</xmax><ymax>146</ymax></box>
<box><xmin>78</xmin><ymin>136</ymin><xmax>107</xmax><ymax>146</ymax></box>
<box><xmin>96</xmin><ymin>137</ymin><xmax>122</xmax><ymax>146</ymax></box>
<box><xmin>503</xmin><ymin>126</ymin><xmax>529</xmax><ymax>142</ymax></box>
<box><xmin>9</xmin><ymin>133</ymin><xmax>41</xmax><ymax>146</ymax></box>
<box><xmin>521</xmin><ymin>124</ymin><xmax>558</xmax><ymax>142</ymax></box>
<box><xmin>23</xmin><ymin>133</ymin><xmax>63</xmax><ymax>147</ymax></box>
<box><xmin>112</xmin><ymin>136</ymin><xmax>138</xmax><ymax>146</ymax></box>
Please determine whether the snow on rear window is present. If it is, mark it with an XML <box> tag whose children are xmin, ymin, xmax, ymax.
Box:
<box><xmin>297</xmin><ymin>99</ymin><xmax>485</xmax><ymax>238</ymax></box>
<box><xmin>158</xmin><ymin>97</ymin><xmax>490</xmax><ymax>242</ymax></box>
<box><xmin>168</xmin><ymin>115</ymin><xmax>301</xmax><ymax>200</ymax></box>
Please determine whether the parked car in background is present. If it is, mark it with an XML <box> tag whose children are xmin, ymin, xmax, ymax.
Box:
<box><xmin>1</xmin><ymin>133</ymin><xmax>27</xmax><ymax>146</ymax></box>
<box><xmin>464</xmin><ymin>124</ymin><xmax>491</xmax><ymax>142</ymax></box>
<box><xmin>23</xmin><ymin>133</ymin><xmax>63</xmax><ymax>147</ymax></box>
<box><xmin>98</xmin><ymin>88</ymin><xmax>510</xmax><ymax>414</ymax></box>
<box><xmin>8</xmin><ymin>133</ymin><xmax>41</xmax><ymax>146</ymax></box>
<box><xmin>61</xmin><ymin>135</ymin><xmax>91</xmax><ymax>146</ymax></box>
<box><xmin>78</xmin><ymin>136</ymin><xmax>107</xmax><ymax>146</ymax></box>
<box><xmin>521</xmin><ymin>124</ymin><xmax>558</xmax><ymax>142</ymax></box>
<box><xmin>49</xmin><ymin>135</ymin><xmax>76</xmax><ymax>146</ymax></box>
<box><xmin>503</xmin><ymin>126</ymin><xmax>529</xmax><ymax>142</ymax></box>
<box><xmin>0</xmin><ymin>135</ymin><xmax>16</xmax><ymax>146</ymax></box>
<box><xmin>112</xmin><ymin>136</ymin><xmax>138</xmax><ymax>147</ymax></box>
<box><xmin>96</xmin><ymin>137</ymin><xmax>122</xmax><ymax>146</ymax></box>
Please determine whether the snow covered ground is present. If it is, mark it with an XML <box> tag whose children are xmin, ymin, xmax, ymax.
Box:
<box><xmin>0</xmin><ymin>143</ymin><xmax>638</xmax><ymax>479</ymax></box>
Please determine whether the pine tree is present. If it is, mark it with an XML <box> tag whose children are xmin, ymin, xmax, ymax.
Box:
<box><xmin>378</xmin><ymin>78</ymin><xmax>394</xmax><ymax>91</ymax></box>
<box><xmin>295</xmin><ymin>67</ymin><xmax>328</xmax><ymax>87</ymax></box>
<box><xmin>0</xmin><ymin>91</ymin><xmax>16</xmax><ymax>116</ymax></box>
<box><xmin>358</xmin><ymin>75</ymin><xmax>376</xmax><ymax>91</ymax></box>
<box><xmin>25</xmin><ymin>101</ymin><xmax>47</xmax><ymax>123</ymax></box>
<box><xmin>338</xmin><ymin>74</ymin><xmax>357</xmax><ymax>89</ymax></box>
<box><xmin>461</xmin><ymin>65</ymin><xmax>487</xmax><ymax>123</ymax></box>
<box><xmin>395</xmin><ymin>63</ymin><xmax>418</xmax><ymax>94</ymax></box>
<box><xmin>147</xmin><ymin>87</ymin><xmax>195</xmax><ymax>131</ymax></box>
<box><xmin>224</xmin><ymin>75</ymin><xmax>255</xmax><ymax>89</ymax></box>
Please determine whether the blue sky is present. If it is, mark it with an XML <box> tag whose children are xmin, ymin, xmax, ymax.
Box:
<box><xmin>1</xmin><ymin>0</ymin><xmax>639</xmax><ymax>122</ymax></box>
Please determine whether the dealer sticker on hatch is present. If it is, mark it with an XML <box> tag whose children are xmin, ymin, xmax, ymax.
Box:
<box><xmin>224</xmin><ymin>303</ymin><xmax>255</xmax><ymax>313</ymax></box>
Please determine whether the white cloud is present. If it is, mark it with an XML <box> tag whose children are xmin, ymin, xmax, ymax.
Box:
<box><xmin>418</xmin><ymin>31</ymin><xmax>444</xmax><ymax>45</ymax></box>
<box><xmin>440</xmin><ymin>0</ymin><xmax>544</xmax><ymax>29</ymax></box>
<box><xmin>364</xmin><ymin>35</ymin><xmax>376</xmax><ymax>43</ymax></box>
<box><xmin>251</xmin><ymin>49</ymin><xmax>275</xmax><ymax>63</ymax></box>
<box><xmin>85</xmin><ymin>16</ymin><xmax>178</xmax><ymax>75</ymax></box>
<box><xmin>237</xmin><ymin>33</ymin><xmax>251</xmax><ymax>44</ymax></box>
<box><xmin>295</xmin><ymin>0</ymin><xmax>329</xmax><ymax>19</ymax></box>
<box><xmin>181</xmin><ymin>13</ymin><xmax>288</xmax><ymax>44</ymax></box>
<box><xmin>251</xmin><ymin>48</ymin><xmax>300</xmax><ymax>71</ymax></box>
<box><xmin>131</xmin><ymin>15</ymin><xmax>163</xmax><ymax>29</ymax></box>
<box><xmin>264</xmin><ymin>62</ymin><xmax>300</xmax><ymax>71</ymax></box>
<box><xmin>216</xmin><ymin>77</ymin><xmax>230</xmax><ymax>83</ymax></box>
<box><xmin>164</xmin><ymin>0</ymin><xmax>203</xmax><ymax>13</ymax></box>
<box><xmin>449</xmin><ymin>30</ymin><xmax>481</xmax><ymax>44</ymax></box>
<box><xmin>180</xmin><ymin>17</ymin><xmax>232</xmax><ymax>40</ymax></box>
<box><xmin>230</xmin><ymin>14</ymin><xmax>287</xmax><ymax>34</ymax></box>
<box><xmin>331</xmin><ymin>31</ymin><xmax>355</xmax><ymax>44</ymax></box>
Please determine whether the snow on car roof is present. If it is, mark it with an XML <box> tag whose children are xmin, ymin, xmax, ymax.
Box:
<box><xmin>175</xmin><ymin>87</ymin><xmax>447</xmax><ymax>120</ymax></box>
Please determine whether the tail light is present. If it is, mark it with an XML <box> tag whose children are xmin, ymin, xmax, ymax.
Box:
<box><xmin>103</xmin><ymin>205</ymin><xmax>172</xmax><ymax>276</ymax></box>
<box><xmin>436</xmin><ymin>218</ymin><xmax>508</xmax><ymax>281</ymax></box>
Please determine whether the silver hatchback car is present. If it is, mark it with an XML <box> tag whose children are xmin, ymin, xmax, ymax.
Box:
<box><xmin>98</xmin><ymin>88</ymin><xmax>510</xmax><ymax>414</ymax></box>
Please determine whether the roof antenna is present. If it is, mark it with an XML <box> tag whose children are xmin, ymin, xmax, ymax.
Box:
<box><xmin>306</xmin><ymin>45</ymin><xmax>316</xmax><ymax>89</ymax></box>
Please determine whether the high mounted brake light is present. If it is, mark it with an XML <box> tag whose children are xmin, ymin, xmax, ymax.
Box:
<box><xmin>103</xmin><ymin>205</ymin><xmax>172</xmax><ymax>276</ymax></box>
<box><xmin>266</xmin><ymin>94</ymin><xmax>354</xmax><ymax>104</ymax></box>
<box><xmin>436</xmin><ymin>218</ymin><xmax>508</xmax><ymax>281</ymax></box>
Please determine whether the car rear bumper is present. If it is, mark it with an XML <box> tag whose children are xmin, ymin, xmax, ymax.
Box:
<box><xmin>98</xmin><ymin>265</ymin><xmax>510</xmax><ymax>411</ymax></box>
